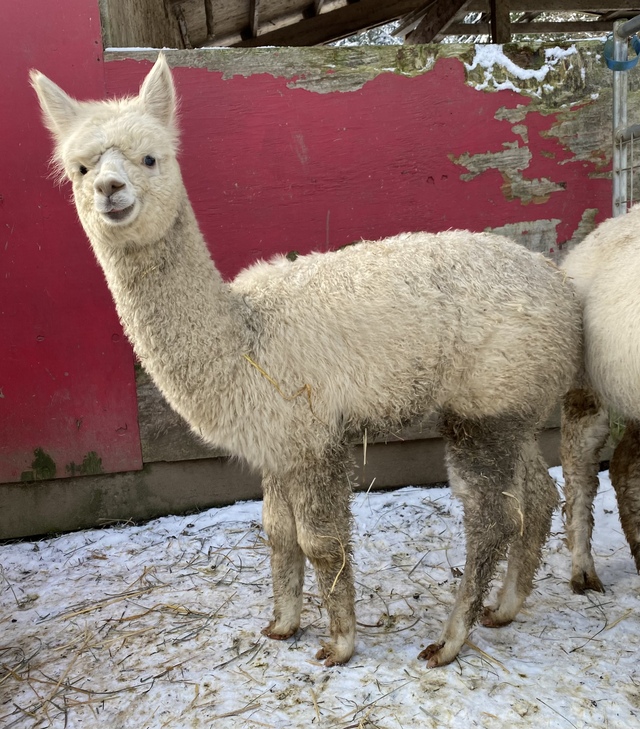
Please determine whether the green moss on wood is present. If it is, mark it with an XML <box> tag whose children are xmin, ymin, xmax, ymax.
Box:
<box><xmin>21</xmin><ymin>448</ymin><xmax>57</xmax><ymax>482</ymax></box>
<box><xmin>66</xmin><ymin>451</ymin><xmax>105</xmax><ymax>478</ymax></box>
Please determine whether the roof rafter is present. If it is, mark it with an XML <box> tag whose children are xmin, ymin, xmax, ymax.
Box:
<box><xmin>490</xmin><ymin>0</ymin><xmax>510</xmax><ymax>41</ymax></box>
<box><xmin>466</xmin><ymin>0</ymin><xmax>640</xmax><ymax>9</ymax></box>
<box><xmin>446</xmin><ymin>19</ymin><xmax>618</xmax><ymax>34</ymax></box>
<box><xmin>249</xmin><ymin>0</ymin><xmax>260</xmax><ymax>38</ymax></box>
<box><xmin>405</xmin><ymin>0</ymin><xmax>472</xmax><ymax>43</ymax></box>
<box><xmin>230</xmin><ymin>0</ymin><xmax>427</xmax><ymax>47</ymax></box>
<box><xmin>100</xmin><ymin>0</ymin><xmax>640</xmax><ymax>50</ymax></box>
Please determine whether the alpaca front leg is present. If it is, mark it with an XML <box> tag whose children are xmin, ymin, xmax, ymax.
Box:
<box><xmin>482</xmin><ymin>438</ymin><xmax>558</xmax><ymax>627</ymax></box>
<box><xmin>610</xmin><ymin>420</ymin><xmax>640</xmax><ymax>572</ymax></box>
<box><xmin>561</xmin><ymin>389</ymin><xmax>610</xmax><ymax>593</ymax></box>
<box><xmin>290</xmin><ymin>464</ymin><xmax>356</xmax><ymax>667</ymax></box>
<box><xmin>261</xmin><ymin>475</ymin><xmax>305</xmax><ymax>640</ymax></box>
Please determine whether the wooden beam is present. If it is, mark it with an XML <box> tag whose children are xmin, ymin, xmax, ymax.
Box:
<box><xmin>395</xmin><ymin>1</ymin><xmax>440</xmax><ymax>36</ymax></box>
<box><xmin>466</xmin><ymin>0</ymin><xmax>640</xmax><ymax>10</ymax></box>
<box><xmin>250</xmin><ymin>0</ymin><xmax>260</xmax><ymax>38</ymax></box>
<box><xmin>231</xmin><ymin>0</ymin><xmax>427</xmax><ymax>47</ymax></box>
<box><xmin>204</xmin><ymin>0</ymin><xmax>213</xmax><ymax>38</ymax></box>
<box><xmin>406</xmin><ymin>0</ymin><xmax>472</xmax><ymax>43</ymax></box>
<box><xmin>518</xmin><ymin>11</ymin><xmax>542</xmax><ymax>22</ymax></box>
<box><xmin>172</xmin><ymin>3</ymin><xmax>192</xmax><ymax>49</ymax></box>
<box><xmin>490</xmin><ymin>0</ymin><xmax>511</xmax><ymax>42</ymax></box>
<box><xmin>513</xmin><ymin>19</ymin><xmax>617</xmax><ymax>32</ymax></box>
<box><xmin>446</xmin><ymin>20</ymin><xmax>616</xmax><ymax>34</ymax></box>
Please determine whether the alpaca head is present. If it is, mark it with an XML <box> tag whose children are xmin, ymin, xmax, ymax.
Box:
<box><xmin>31</xmin><ymin>54</ymin><xmax>183</xmax><ymax>248</ymax></box>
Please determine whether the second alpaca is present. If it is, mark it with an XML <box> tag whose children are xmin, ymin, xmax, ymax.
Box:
<box><xmin>562</xmin><ymin>205</ymin><xmax>640</xmax><ymax>593</ymax></box>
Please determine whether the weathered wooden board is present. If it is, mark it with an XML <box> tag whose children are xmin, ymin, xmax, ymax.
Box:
<box><xmin>0</xmin><ymin>426</ymin><xmax>573</xmax><ymax>539</ymax></box>
<box><xmin>0</xmin><ymin>0</ymin><xmax>143</xmax><ymax>484</ymax></box>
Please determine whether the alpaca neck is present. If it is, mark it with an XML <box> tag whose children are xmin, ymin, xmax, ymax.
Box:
<box><xmin>94</xmin><ymin>193</ymin><xmax>251</xmax><ymax>426</ymax></box>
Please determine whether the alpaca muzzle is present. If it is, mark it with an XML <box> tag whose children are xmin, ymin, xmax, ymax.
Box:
<box><xmin>93</xmin><ymin>151</ymin><xmax>137</xmax><ymax>223</ymax></box>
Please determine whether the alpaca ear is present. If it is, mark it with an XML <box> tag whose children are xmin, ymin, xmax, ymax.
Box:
<box><xmin>30</xmin><ymin>71</ymin><xmax>80</xmax><ymax>140</ymax></box>
<box><xmin>139</xmin><ymin>53</ymin><xmax>176</xmax><ymax>128</ymax></box>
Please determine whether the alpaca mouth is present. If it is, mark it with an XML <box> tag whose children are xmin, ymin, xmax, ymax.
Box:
<box><xmin>104</xmin><ymin>204</ymin><xmax>135</xmax><ymax>223</ymax></box>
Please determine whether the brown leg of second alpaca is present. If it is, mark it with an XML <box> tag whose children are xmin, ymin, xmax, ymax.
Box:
<box><xmin>610</xmin><ymin>420</ymin><xmax>640</xmax><ymax>573</ymax></box>
<box><xmin>561</xmin><ymin>389</ymin><xmax>610</xmax><ymax>594</ymax></box>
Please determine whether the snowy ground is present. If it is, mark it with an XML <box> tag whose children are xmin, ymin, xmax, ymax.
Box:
<box><xmin>1</xmin><ymin>467</ymin><xmax>639</xmax><ymax>729</ymax></box>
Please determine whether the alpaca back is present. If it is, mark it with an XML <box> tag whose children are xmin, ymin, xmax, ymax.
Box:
<box><xmin>234</xmin><ymin>230</ymin><xmax>581</xmax><ymax>431</ymax></box>
<box><xmin>562</xmin><ymin>206</ymin><xmax>640</xmax><ymax>418</ymax></box>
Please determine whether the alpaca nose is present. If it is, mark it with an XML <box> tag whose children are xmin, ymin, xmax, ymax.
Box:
<box><xmin>95</xmin><ymin>176</ymin><xmax>126</xmax><ymax>197</ymax></box>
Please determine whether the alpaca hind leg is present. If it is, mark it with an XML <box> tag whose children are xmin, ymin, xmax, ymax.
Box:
<box><xmin>261</xmin><ymin>474</ymin><xmax>305</xmax><ymax>640</ymax></box>
<box><xmin>561</xmin><ymin>389</ymin><xmax>610</xmax><ymax>593</ymax></box>
<box><xmin>420</xmin><ymin>415</ymin><xmax>520</xmax><ymax>667</ymax></box>
<box><xmin>610</xmin><ymin>420</ymin><xmax>640</xmax><ymax>572</ymax></box>
<box><xmin>482</xmin><ymin>437</ymin><xmax>558</xmax><ymax>627</ymax></box>
<box><xmin>290</xmin><ymin>460</ymin><xmax>356</xmax><ymax>667</ymax></box>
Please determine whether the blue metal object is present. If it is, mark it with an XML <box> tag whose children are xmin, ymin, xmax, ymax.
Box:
<box><xmin>604</xmin><ymin>33</ymin><xmax>640</xmax><ymax>71</ymax></box>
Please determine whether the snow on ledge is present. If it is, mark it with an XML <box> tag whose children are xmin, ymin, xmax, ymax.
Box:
<box><xmin>465</xmin><ymin>44</ymin><xmax>579</xmax><ymax>97</ymax></box>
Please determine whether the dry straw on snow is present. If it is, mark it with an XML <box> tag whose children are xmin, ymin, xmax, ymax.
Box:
<box><xmin>2</xmin><ymin>470</ymin><xmax>640</xmax><ymax>728</ymax></box>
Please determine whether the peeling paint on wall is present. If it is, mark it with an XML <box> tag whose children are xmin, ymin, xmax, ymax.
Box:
<box><xmin>452</xmin><ymin>142</ymin><xmax>532</xmax><ymax>181</ymax></box>
<box><xmin>107</xmin><ymin>46</ymin><xmax>444</xmax><ymax>94</ymax></box>
<box><xmin>488</xmin><ymin>207</ymin><xmax>599</xmax><ymax>260</ymax></box>
<box><xmin>488</xmin><ymin>218</ymin><xmax>561</xmax><ymax>257</ymax></box>
<box><xmin>495</xmin><ymin>105</ymin><xmax>531</xmax><ymax>124</ymax></box>
<box><xmin>451</xmin><ymin>143</ymin><xmax>564</xmax><ymax>205</ymax></box>
<box><xmin>564</xmin><ymin>208</ymin><xmax>600</xmax><ymax>250</ymax></box>
<box><xmin>511</xmin><ymin>124</ymin><xmax>529</xmax><ymax>143</ymax></box>
<box><xmin>544</xmin><ymin>100</ymin><xmax>618</xmax><ymax>173</ymax></box>
<box><xmin>104</xmin><ymin>43</ymin><xmax>615</xmax><ymax>285</ymax></box>
<box><xmin>501</xmin><ymin>174</ymin><xmax>565</xmax><ymax>205</ymax></box>
<box><xmin>108</xmin><ymin>42</ymin><xmax>601</xmax><ymax>97</ymax></box>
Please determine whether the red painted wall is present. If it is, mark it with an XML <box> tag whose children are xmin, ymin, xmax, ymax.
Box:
<box><xmin>0</xmin><ymin>0</ymin><xmax>142</xmax><ymax>483</ymax></box>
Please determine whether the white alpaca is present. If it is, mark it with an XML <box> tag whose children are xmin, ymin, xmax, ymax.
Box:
<box><xmin>561</xmin><ymin>206</ymin><xmax>640</xmax><ymax>593</ymax></box>
<box><xmin>31</xmin><ymin>55</ymin><xmax>581</xmax><ymax>667</ymax></box>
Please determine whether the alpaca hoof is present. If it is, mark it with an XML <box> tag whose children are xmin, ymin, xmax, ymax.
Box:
<box><xmin>480</xmin><ymin>606</ymin><xmax>514</xmax><ymax>628</ymax></box>
<box><xmin>261</xmin><ymin>623</ymin><xmax>298</xmax><ymax>641</ymax></box>
<box><xmin>570</xmin><ymin>571</ymin><xmax>604</xmax><ymax>595</ymax></box>
<box><xmin>418</xmin><ymin>642</ymin><xmax>456</xmax><ymax>668</ymax></box>
<box><xmin>630</xmin><ymin>543</ymin><xmax>640</xmax><ymax>574</ymax></box>
<box><xmin>315</xmin><ymin>640</ymin><xmax>352</xmax><ymax>667</ymax></box>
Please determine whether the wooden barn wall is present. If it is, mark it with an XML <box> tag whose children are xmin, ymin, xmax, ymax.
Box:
<box><xmin>0</xmin><ymin>0</ymin><xmax>635</xmax><ymax>534</ymax></box>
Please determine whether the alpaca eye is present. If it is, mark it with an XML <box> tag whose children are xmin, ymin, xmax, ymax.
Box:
<box><xmin>79</xmin><ymin>165</ymin><xmax>88</xmax><ymax>175</ymax></box>
<box><xmin>143</xmin><ymin>155</ymin><xmax>156</xmax><ymax>167</ymax></box>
